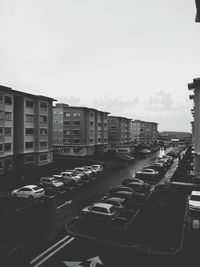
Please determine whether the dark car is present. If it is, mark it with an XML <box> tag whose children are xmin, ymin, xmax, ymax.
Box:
<box><xmin>102</xmin><ymin>197</ymin><xmax>131</xmax><ymax>211</ymax></box>
<box><xmin>144</xmin><ymin>165</ymin><xmax>165</xmax><ymax>177</ymax></box>
<box><xmin>108</xmin><ymin>185</ymin><xmax>145</xmax><ymax>199</ymax></box>
<box><xmin>121</xmin><ymin>177</ymin><xmax>144</xmax><ymax>186</ymax></box>
<box><xmin>109</xmin><ymin>190</ymin><xmax>135</xmax><ymax>202</ymax></box>
<box><xmin>125</xmin><ymin>182</ymin><xmax>151</xmax><ymax>196</ymax></box>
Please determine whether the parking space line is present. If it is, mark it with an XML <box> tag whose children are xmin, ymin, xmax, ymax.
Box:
<box><xmin>61</xmin><ymin>191</ymin><xmax>66</xmax><ymax>194</ymax></box>
<box><xmin>30</xmin><ymin>235</ymin><xmax>71</xmax><ymax>265</ymax></box>
<box><xmin>48</xmin><ymin>195</ymin><xmax>55</xmax><ymax>199</ymax></box>
<box><xmin>33</xmin><ymin>237</ymin><xmax>75</xmax><ymax>267</ymax></box>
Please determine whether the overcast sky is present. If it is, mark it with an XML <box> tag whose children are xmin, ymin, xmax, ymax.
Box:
<box><xmin>0</xmin><ymin>0</ymin><xmax>199</xmax><ymax>132</ymax></box>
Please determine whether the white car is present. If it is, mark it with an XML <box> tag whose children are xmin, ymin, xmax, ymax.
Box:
<box><xmin>60</xmin><ymin>171</ymin><xmax>82</xmax><ymax>184</ymax></box>
<box><xmin>91</xmin><ymin>164</ymin><xmax>104</xmax><ymax>174</ymax></box>
<box><xmin>11</xmin><ymin>185</ymin><xmax>45</xmax><ymax>199</ymax></box>
<box><xmin>82</xmin><ymin>202</ymin><xmax>119</xmax><ymax>220</ymax></box>
<box><xmin>189</xmin><ymin>191</ymin><xmax>200</xmax><ymax>212</ymax></box>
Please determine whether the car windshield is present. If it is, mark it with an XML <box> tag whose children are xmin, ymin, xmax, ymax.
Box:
<box><xmin>190</xmin><ymin>195</ymin><xmax>200</xmax><ymax>201</ymax></box>
<box><xmin>32</xmin><ymin>186</ymin><xmax>41</xmax><ymax>191</ymax></box>
<box><xmin>107</xmin><ymin>200</ymin><xmax>120</xmax><ymax>207</ymax></box>
<box><xmin>110</xmin><ymin>206</ymin><xmax>117</xmax><ymax>213</ymax></box>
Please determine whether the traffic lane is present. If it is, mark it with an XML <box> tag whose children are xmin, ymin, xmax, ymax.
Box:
<box><xmin>32</xmin><ymin>235</ymin><xmax>180</xmax><ymax>267</ymax></box>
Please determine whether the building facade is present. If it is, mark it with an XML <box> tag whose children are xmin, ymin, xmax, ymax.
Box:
<box><xmin>108</xmin><ymin>116</ymin><xmax>132</xmax><ymax>149</ymax></box>
<box><xmin>131</xmin><ymin>120</ymin><xmax>158</xmax><ymax>145</ymax></box>
<box><xmin>53</xmin><ymin>103</ymin><xmax>109</xmax><ymax>156</ymax></box>
<box><xmin>0</xmin><ymin>85</ymin><xmax>55</xmax><ymax>178</ymax></box>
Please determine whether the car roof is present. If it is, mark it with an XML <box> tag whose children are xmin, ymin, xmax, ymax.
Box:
<box><xmin>21</xmin><ymin>185</ymin><xmax>39</xmax><ymax>189</ymax></box>
<box><xmin>115</xmin><ymin>191</ymin><xmax>132</xmax><ymax>195</ymax></box>
<box><xmin>93</xmin><ymin>202</ymin><xmax>113</xmax><ymax>209</ymax></box>
<box><xmin>107</xmin><ymin>197</ymin><xmax>125</xmax><ymax>202</ymax></box>
<box><xmin>191</xmin><ymin>191</ymin><xmax>200</xmax><ymax>196</ymax></box>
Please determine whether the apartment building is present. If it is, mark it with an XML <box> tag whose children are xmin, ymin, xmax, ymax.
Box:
<box><xmin>131</xmin><ymin>120</ymin><xmax>158</xmax><ymax>145</ymax></box>
<box><xmin>0</xmin><ymin>85</ymin><xmax>55</xmax><ymax>178</ymax></box>
<box><xmin>53</xmin><ymin>103</ymin><xmax>109</xmax><ymax>156</ymax></box>
<box><xmin>108</xmin><ymin>116</ymin><xmax>132</xmax><ymax>149</ymax></box>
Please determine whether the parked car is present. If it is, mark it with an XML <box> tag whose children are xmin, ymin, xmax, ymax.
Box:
<box><xmin>122</xmin><ymin>182</ymin><xmax>150</xmax><ymax>196</ymax></box>
<box><xmin>108</xmin><ymin>185</ymin><xmax>145</xmax><ymax>199</ymax></box>
<box><xmin>83</xmin><ymin>166</ymin><xmax>96</xmax><ymax>179</ymax></box>
<box><xmin>108</xmin><ymin>190</ymin><xmax>135</xmax><ymax>202</ymax></box>
<box><xmin>102</xmin><ymin>197</ymin><xmax>131</xmax><ymax>211</ymax></box>
<box><xmin>11</xmin><ymin>185</ymin><xmax>45</xmax><ymax>199</ymax></box>
<box><xmin>66</xmin><ymin>169</ymin><xmax>86</xmax><ymax>182</ymax></box>
<box><xmin>40</xmin><ymin>177</ymin><xmax>64</xmax><ymax>190</ymax></box>
<box><xmin>122</xmin><ymin>155</ymin><xmax>135</xmax><ymax>161</ymax></box>
<box><xmin>140</xmin><ymin>149</ymin><xmax>151</xmax><ymax>154</ymax></box>
<box><xmin>157</xmin><ymin>158</ymin><xmax>172</xmax><ymax>168</ymax></box>
<box><xmin>60</xmin><ymin>171</ymin><xmax>82</xmax><ymax>185</ymax></box>
<box><xmin>90</xmin><ymin>164</ymin><xmax>104</xmax><ymax>174</ymax></box>
<box><xmin>135</xmin><ymin>168</ymin><xmax>159</xmax><ymax>180</ymax></box>
<box><xmin>121</xmin><ymin>177</ymin><xmax>144</xmax><ymax>186</ymax></box>
<box><xmin>82</xmin><ymin>202</ymin><xmax>120</xmax><ymax>222</ymax></box>
<box><xmin>74</xmin><ymin>167</ymin><xmax>91</xmax><ymax>182</ymax></box>
<box><xmin>188</xmin><ymin>191</ymin><xmax>200</xmax><ymax>212</ymax></box>
<box><xmin>144</xmin><ymin>165</ymin><xmax>165</xmax><ymax>177</ymax></box>
<box><xmin>53</xmin><ymin>174</ymin><xmax>77</xmax><ymax>187</ymax></box>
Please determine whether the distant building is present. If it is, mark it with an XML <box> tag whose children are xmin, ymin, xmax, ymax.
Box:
<box><xmin>158</xmin><ymin>131</ymin><xmax>192</xmax><ymax>143</ymax></box>
<box><xmin>131</xmin><ymin>120</ymin><xmax>158</xmax><ymax>145</ymax></box>
<box><xmin>108</xmin><ymin>116</ymin><xmax>132</xmax><ymax>149</ymax></box>
<box><xmin>53</xmin><ymin>103</ymin><xmax>109</xmax><ymax>156</ymax></box>
<box><xmin>0</xmin><ymin>85</ymin><xmax>55</xmax><ymax>179</ymax></box>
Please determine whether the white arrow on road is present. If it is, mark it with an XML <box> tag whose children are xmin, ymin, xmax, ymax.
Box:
<box><xmin>87</xmin><ymin>256</ymin><xmax>103</xmax><ymax>267</ymax></box>
<box><xmin>63</xmin><ymin>261</ymin><xmax>83</xmax><ymax>267</ymax></box>
<box><xmin>56</xmin><ymin>200</ymin><xmax>72</xmax><ymax>210</ymax></box>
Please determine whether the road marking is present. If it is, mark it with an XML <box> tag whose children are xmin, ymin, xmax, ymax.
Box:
<box><xmin>49</xmin><ymin>195</ymin><xmax>55</xmax><ymax>199</ymax></box>
<box><xmin>61</xmin><ymin>191</ymin><xmax>66</xmax><ymax>194</ymax></box>
<box><xmin>33</xmin><ymin>237</ymin><xmax>75</xmax><ymax>267</ymax></box>
<box><xmin>56</xmin><ymin>200</ymin><xmax>72</xmax><ymax>210</ymax></box>
<box><xmin>30</xmin><ymin>235</ymin><xmax>70</xmax><ymax>265</ymax></box>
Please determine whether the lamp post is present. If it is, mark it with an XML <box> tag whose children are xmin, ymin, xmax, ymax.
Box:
<box><xmin>188</xmin><ymin>78</ymin><xmax>200</xmax><ymax>179</ymax></box>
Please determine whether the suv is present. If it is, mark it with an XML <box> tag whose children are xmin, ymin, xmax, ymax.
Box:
<box><xmin>91</xmin><ymin>164</ymin><xmax>104</xmax><ymax>174</ymax></box>
<box><xmin>53</xmin><ymin>174</ymin><xmax>77</xmax><ymax>188</ymax></box>
<box><xmin>74</xmin><ymin>167</ymin><xmax>91</xmax><ymax>182</ymax></box>
<box><xmin>189</xmin><ymin>191</ymin><xmax>200</xmax><ymax>212</ymax></box>
<box><xmin>40</xmin><ymin>177</ymin><xmax>64</xmax><ymax>190</ymax></box>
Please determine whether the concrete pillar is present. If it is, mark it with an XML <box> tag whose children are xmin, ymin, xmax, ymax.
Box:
<box><xmin>188</xmin><ymin>78</ymin><xmax>200</xmax><ymax>179</ymax></box>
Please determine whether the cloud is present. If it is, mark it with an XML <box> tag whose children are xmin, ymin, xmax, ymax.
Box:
<box><xmin>145</xmin><ymin>91</ymin><xmax>174</xmax><ymax>112</ymax></box>
<box><xmin>92</xmin><ymin>96</ymin><xmax>140</xmax><ymax>114</ymax></box>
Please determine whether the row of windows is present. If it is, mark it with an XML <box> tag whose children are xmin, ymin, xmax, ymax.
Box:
<box><xmin>0</xmin><ymin>127</ymin><xmax>12</xmax><ymax>135</ymax></box>
<box><xmin>25</xmin><ymin>100</ymin><xmax>48</xmax><ymax>109</ymax></box>
<box><xmin>25</xmin><ymin>114</ymin><xmax>48</xmax><ymax>122</ymax></box>
<box><xmin>64</xmin><ymin>112</ymin><xmax>81</xmax><ymax>117</ymax></box>
<box><xmin>0</xmin><ymin>95</ymin><xmax>12</xmax><ymax>105</ymax></box>
<box><xmin>0</xmin><ymin>143</ymin><xmax>12</xmax><ymax>152</ymax></box>
<box><xmin>25</xmin><ymin>141</ymin><xmax>48</xmax><ymax>149</ymax></box>
<box><xmin>25</xmin><ymin>153</ymin><xmax>48</xmax><ymax>163</ymax></box>
<box><xmin>0</xmin><ymin>111</ymin><xmax>12</xmax><ymax>121</ymax></box>
<box><xmin>25</xmin><ymin>128</ymin><xmax>48</xmax><ymax>135</ymax></box>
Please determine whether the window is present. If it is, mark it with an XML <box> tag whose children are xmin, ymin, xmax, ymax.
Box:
<box><xmin>0</xmin><ymin>95</ymin><xmax>3</xmax><ymax>102</ymax></box>
<box><xmin>25</xmin><ymin>100</ymin><xmax>34</xmax><ymax>108</ymax></box>
<box><xmin>4</xmin><ymin>143</ymin><xmax>11</xmax><ymax>152</ymax></box>
<box><xmin>64</xmin><ymin>139</ymin><xmax>70</xmax><ymax>144</ymax></box>
<box><xmin>64</xmin><ymin>120</ymin><xmax>70</xmax><ymax>125</ymax></box>
<box><xmin>26</xmin><ymin>114</ymin><xmax>34</xmax><ymax>122</ymax></box>
<box><xmin>98</xmin><ymin>138</ymin><xmax>101</xmax><ymax>142</ymax></box>
<box><xmin>40</xmin><ymin>128</ymin><xmax>47</xmax><ymax>136</ymax></box>
<box><xmin>90</xmin><ymin>112</ymin><xmax>94</xmax><ymax>117</ymax></box>
<box><xmin>0</xmin><ymin>127</ymin><xmax>3</xmax><ymax>135</ymax></box>
<box><xmin>40</xmin><ymin>141</ymin><xmax>48</xmax><ymax>148</ymax></box>
<box><xmin>25</xmin><ymin>155</ymin><xmax>34</xmax><ymax>163</ymax></box>
<box><xmin>40</xmin><ymin>115</ymin><xmax>47</xmax><ymax>122</ymax></box>
<box><xmin>25</xmin><ymin>142</ymin><xmax>34</xmax><ymax>149</ymax></box>
<box><xmin>0</xmin><ymin>111</ymin><xmax>3</xmax><ymax>120</ymax></box>
<box><xmin>5</xmin><ymin>127</ymin><xmax>12</xmax><ymax>136</ymax></box>
<box><xmin>72</xmin><ymin>139</ymin><xmax>80</xmax><ymax>144</ymax></box>
<box><xmin>90</xmin><ymin>121</ymin><xmax>94</xmax><ymax>126</ymax></box>
<box><xmin>40</xmin><ymin>101</ymin><xmax>47</xmax><ymax>109</ymax></box>
<box><xmin>73</xmin><ymin>112</ymin><xmax>80</xmax><ymax>117</ymax></box>
<box><xmin>64</xmin><ymin>148</ymin><xmax>70</xmax><ymax>153</ymax></box>
<box><xmin>40</xmin><ymin>154</ymin><xmax>48</xmax><ymax>161</ymax></box>
<box><xmin>64</xmin><ymin>130</ymin><xmax>70</xmax><ymax>135</ymax></box>
<box><xmin>90</xmin><ymin>139</ymin><xmax>94</xmax><ymax>143</ymax></box>
<box><xmin>64</xmin><ymin>112</ymin><xmax>71</xmax><ymax>117</ymax></box>
<box><xmin>25</xmin><ymin>128</ymin><xmax>34</xmax><ymax>135</ymax></box>
<box><xmin>5</xmin><ymin>112</ymin><xmax>12</xmax><ymax>121</ymax></box>
<box><xmin>73</xmin><ymin>121</ymin><xmax>80</xmax><ymax>126</ymax></box>
<box><xmin>72</xmin><ymin>130</ymin><xmax>80</xmax><ymax>135</ymax></box>
<box><xmin>0</xmin><ymin>144</ymin><xmax>3</xmax><ymax>152</ymax></box>
<box><xmin>90</xmin><ymin>130</ymin><xmax>94</xmax><ymax>135</ymax></box>
<box><xmin>4</xmin><ymin>158</ymin><xmax>12</xmax><ymax>168</ymax></box>
<box><xmin>5</xmin><ymin>96</ymin><xmax>12</xmax><ymax>105</ymax></box>
<box><xmin>73</xmin><ymin>148</ymin><xmax>81</xmax><ymax>153</ymax></box>
<box><xmin>0</xmin><ymin>160</ymin><xmax>3</xmax><ymax>168</ymax></box>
